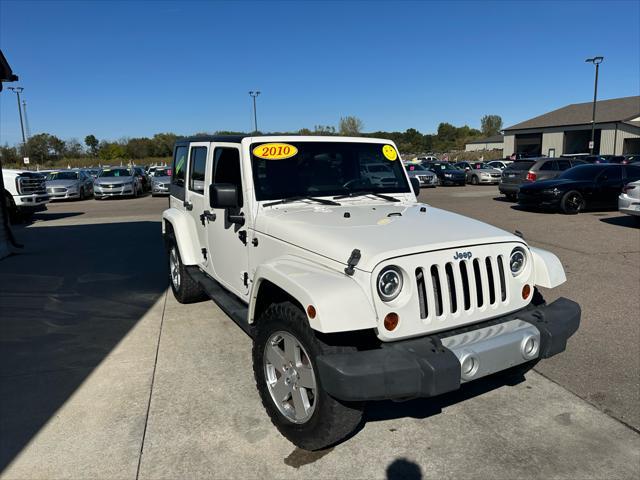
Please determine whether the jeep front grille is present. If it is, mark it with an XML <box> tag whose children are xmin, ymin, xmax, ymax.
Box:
<box><xmin>18</xmin><ymin>176</ymin><xmax>46</xmax><ymax>195</ymax></box>
<box><xmin>415</xmin><ymin>256</ymin><xmax>508</xmax><ymax>319</ymax></box>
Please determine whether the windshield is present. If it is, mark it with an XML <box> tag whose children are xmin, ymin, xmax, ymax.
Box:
<box><xmin>152</xmin><ymin>168</ymin><xmax>172</xmax><ymax>177</ymax></box>
<box><xmin>251</xmin><ymin>141</ymin><xmax>410</xmax><ymax>201</ymax></box>
<box><xmin>425</xmin><ymin>163</ymin><xmax>452</xmax><ymax>171</ymax></box>
<box><xmin>46</xmin><ymin>171</ymin><xmax>79</xmax><ymax>181</ymax></box>
<box><xmin>473</xmin><ymin>163</ymin><xmax>493</xmax><ymax>170</ymax></box>
<box><xmin>559</xmin><ymin>165</ymin><xmax>608</xmax><ymax>180</ymax></box>
<box><xmin>405</xmin><ymin>164</ymin><xmax>427</xmax><ymax>171</ymax></box>
<box><xmin>99</xmin><ymin>169</ymin><xmax>132</xmax><ymax>178</ymax></box>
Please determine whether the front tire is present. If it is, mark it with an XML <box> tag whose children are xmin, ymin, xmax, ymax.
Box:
<box><xmin>560</xmin><ymin>190</ymin><xmax>585</xmax><ymax>214</ymax></box>
<box><xmin>471</xmin><ymin>175</ymin><xmax>479</xmax><ymax>185</ymax></box>
<box><xmin>253</xmin><ymin>302</ymin><xmax>363</xmax><ymax>450</ymax></box>
<box><xmin>167</xmin><ymin>239</ymin><xmax>206</xmax><ymax>303</ymax></box>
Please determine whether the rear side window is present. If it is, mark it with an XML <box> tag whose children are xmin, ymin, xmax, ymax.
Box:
<box><xmin>189</xmin><ymin>147</ymin><xmax>207</xmax><ymax>193</ymax></box>
<box><xmin>540</xmin><ymin>161</ymin><xmax>558</xmax><ymax>171</ymax></box>
<box><xmin>173</xmin><ymin>146</ymin><xmax>187</xmax><ymax>187</ymax></box>
<box><xmin>557</xmin><ymin>160</ymin><xmax>571</xmax><ymax>170</ymax></box>
<box><xmin>600</xmin><ymin>165</ymin><xmax>622</xmax><ymax>182</ymax></box>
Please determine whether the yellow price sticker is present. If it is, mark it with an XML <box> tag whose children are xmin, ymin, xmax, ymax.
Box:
<box><xmin>252</xmin><ymin>143</ymin><xmax>298</xmax><ymax>160</ymax></box>
<box><xmin>382</xmin><ymin>145</ymin><xmax>398</xmax><ymax>161</ymax></box>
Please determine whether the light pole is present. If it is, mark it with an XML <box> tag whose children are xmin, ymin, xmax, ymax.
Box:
<box><xmin>585</xmin><ymin>56</ymin><xmax>604</xmax><ymax>155</ymax></box>
<box><xmin>249</xmin><ymin>91</ymin><xmax>260</xmax><ymax>133</ymax></box>
<box><xmin>22</xmin><ymin>100</ymin><xmax>31</xmax><ymax>139</ymax></box>
<box><xmin>8</xmin><ymin>86</ymin><xmax>26</xmax><ymax>145</ymax></box>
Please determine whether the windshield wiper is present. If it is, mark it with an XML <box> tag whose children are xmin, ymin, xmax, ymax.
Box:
<box><xmin>264</xmin><ymin>195</ymin><xmax>341</xmax><ymax>207</ymax></box>
<box><xmin>333</xmin><ymin>191</ymin><xmax>401</xmax><ymax>202</ymax></box>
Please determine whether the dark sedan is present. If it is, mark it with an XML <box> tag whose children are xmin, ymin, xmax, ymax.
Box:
<box><xmin>517</xmin><ymin>164</ymin><xmax>640</xmax><ymax>214</ymax></box>
<box><xmin>421</xmin><ymin>162</ymin><xmax>466</xmax><ymax>186</ymax></box>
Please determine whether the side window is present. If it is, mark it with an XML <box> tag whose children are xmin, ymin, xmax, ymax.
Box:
<box><xmin>557</xmin><ymin>160</ymin><xmax>571</xmax><ymax>170</ymax></box>
<box><xmin>541</xmin><ymin>161</ymin><xmax>558</xmax><ymax>171</ymax></box>
<box><xmin>600</xmin><ymin>166</ymin><xmax>622</xmax><ymax>182</ymax></box>
<box><xmin>625</xmin><ymin>165</ymin><xmax>640</xmax><ymax>180</ymax></box>
<box><xmin>173</xmin><ymin>146</ymin><xmax>187</xmax><ymax>187</ymax></box>
<box><xmin>189</xmin><ymin>146</ymin><xmax>207</xmax><ymax>193</ymax></box>
<box><xmin>212</xmin><ymin>147</ymin><xmax>243</xmax><ymax>207</ymax></box>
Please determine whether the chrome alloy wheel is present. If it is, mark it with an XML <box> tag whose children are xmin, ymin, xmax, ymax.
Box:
<box><xmin>566</xmin><ymin>193</ymin><xmax>583</xmax><ymax>212</ymax></box>
<box><xmin>169</xmin><ymin>247</ymin><xmax>181</xmax><ymax>290</ymax></box>
<box><xmin>264</xmin><ymin>331</ymin><xmax>317</xmax><ymax>424</ymax></box>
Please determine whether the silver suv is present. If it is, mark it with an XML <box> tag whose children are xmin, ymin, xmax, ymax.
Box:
<box><xmin>499</xmin><ymin>157</ymin><xmax>586</xmax><ymax>201</ymax></box>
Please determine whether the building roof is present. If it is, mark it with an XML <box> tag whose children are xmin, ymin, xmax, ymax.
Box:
<box><xmin>504</xmin><ymin>96</ymin><xmax>640</xmax><ymax>131</ymax></box>
<box><xmin>466</xmin><ymin>134</ymin><xmax>504</xmax><ymax>144</ymax></box>
<box><xmin>0</xmin><ymin>50</ymin><xmax>19</xmax><ymax>91</ymax></box>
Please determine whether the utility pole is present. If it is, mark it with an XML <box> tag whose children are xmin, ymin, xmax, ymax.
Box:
<box><xmin>585</xmin><ymin>56</ymin><xmax>604</xmax><ymax>155</ymax></box>
<box><xmin>22</xmin><ymin>99</ymin><xmax>31</xmax><ymax>139</ymax></box>
<box><xmin>8</xmin><ymin>86</ymin><xmax>26</xmax><ymax>145</ymax></box>
<box><xmin>249</xmin><ymin>91</ymin><xmax>260</xmax><ymax>133</ymax></box>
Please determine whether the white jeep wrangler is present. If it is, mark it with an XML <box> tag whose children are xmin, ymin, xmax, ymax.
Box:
<box><xmin>162</xmin><ymin>135</ymin><xmax>580</xmax><ymax>450</ymax></box>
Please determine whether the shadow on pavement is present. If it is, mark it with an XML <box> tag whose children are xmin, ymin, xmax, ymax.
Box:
<box><xmin>366</xmin><ymin>372</ymin><xmax>525</xmax><ymax>423</ymax></box>
<box><xmin>0</xmin><ymin>220</ymin><xmax>167</xmax><ymax>472</ymax></box>
<box><xmin>599</xmin><ymin>215</ymin><xmax>639</xmax><ymax>229</ymax></box>
<box><xmin>386</xmin><ymin>458</ymin><xmax>423</xmax><ymax>480</ymax></box>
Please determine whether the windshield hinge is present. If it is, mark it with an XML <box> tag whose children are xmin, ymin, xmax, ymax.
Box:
<box><xmin>243</xmin><ymin>272</ymin><xmax>249</xmax><ymax>287</ymax></box>
<box><xmin>344</xmin><ymin>249</ymin><xmax>361</xmax><ymax>276</ymax></box>
<box><xmin>201</xmin><ymin>248</ymin><xmax>207</xmax><ymax>260</ymax></box>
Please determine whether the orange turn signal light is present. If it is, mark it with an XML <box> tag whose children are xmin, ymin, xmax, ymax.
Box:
<box><xmin>522</xmin><ymin>284</ymin><xmax>531</xmax><ymax>300</ymax></box>
<box><xmin>306</xmin><ymin>305</ymin><xmax>317</xmax><ymax>319</ymax></box>
<box><xmin>384</xmin><ymin>312</ymin><xmax>399</xmax><ymax>331</ymax></box>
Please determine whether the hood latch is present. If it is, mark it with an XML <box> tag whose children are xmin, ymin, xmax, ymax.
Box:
<box><xmin>344</xmin><ymin>249</ymin><xmax>361</xmax><ymax>276</ymax></box>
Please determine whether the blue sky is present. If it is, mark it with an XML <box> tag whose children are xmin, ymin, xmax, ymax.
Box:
<box><xmin>1</xmin><ymin>0</ymin><xmax>639</xmax><ymax>146</ymax></box>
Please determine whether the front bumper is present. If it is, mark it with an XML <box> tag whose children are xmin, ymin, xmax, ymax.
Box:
<box><xmin>619</xmin><ymin>194</ymin><xmax>640</xmax><ymax>216</ymax></box>
<box><xmin>48</xmin><ymin>190</ymin><xmax>80</xmax><ymax>200</ymax></box>
<box><xmin>477</xmin><ymin>176</ymin><xmax>500</xmax><ymax>184</ymax></box>
<box><xmin>94</xmin><ymin>185</ymin><xmax>135</xmax><ymax>197</ymax></box>
<box><xmin>151</xmin><ymin>184</ymin><xmax>170</xmax><ymax>195</ymax></box>
<box><xmin>316</xmin><ymin>298</ymin><xmax>580</xmax><ymax>401</ymax></box>
<box><xmin>14</xmin><ymin>194</ymin><xmax>50</xmax><ymax>209</ymax></box>
<box><xmin>440</xmin><ymin>176</ymin><xmax>466</xmax><ymax>185</ymax></box>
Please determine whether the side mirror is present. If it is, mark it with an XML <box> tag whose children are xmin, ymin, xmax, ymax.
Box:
<box><xmin>210</xmin><ymin>183</ymin><xmax>240</xmax><ymax>209</ymax></box>
<box><xmin>410</xmin><ymin>177</ymin><xmax>421</xmax><ymax>196</ymax></box>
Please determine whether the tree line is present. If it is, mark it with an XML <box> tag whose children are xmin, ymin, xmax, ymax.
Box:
<box><xmin>0</xmin><ymin>115</ymin><xmax>503</xmax><ymax>165</ymax></box>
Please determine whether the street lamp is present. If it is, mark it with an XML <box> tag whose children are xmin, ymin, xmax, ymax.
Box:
<box><xmin>8</xmin><ymin>86</ymin><xmax>26</xmax><ymax>144</ymax></box>
<box><xmin>585</xmin><ymin>56</ymin><xmax>604</xmax><ymax>155</ymax></box>
<box><xmin>249</xmin><ymin>91</ymin><xmax>260</xmax><ymax>133</ymax></box>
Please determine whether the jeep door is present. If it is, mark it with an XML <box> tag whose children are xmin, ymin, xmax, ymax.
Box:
<box><xmin>205</xmin><ymin>144</ymin><xmax>249</xmax><ymax>298</ymax></box>
<box><xmin>185</xmin><ymin>142</ymin><xmax>210</xmax><ymax>266</ymax></box>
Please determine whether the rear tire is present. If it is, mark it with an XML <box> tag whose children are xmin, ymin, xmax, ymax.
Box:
<box><xmin>560</xmin><ymin>190</ymin><xmax>585</xmax><ymax>214</ymax></box>
<box><xmin>253</xmin><ymin>302</ymin><xmax>363</xmax><ymax>450</ymax></box>
<box><xmin>167</xmin><ymin>237</ymin><xmax>206</xmax><ymax>303</ymax></box>
<box><xmin>79</xmin><ymin>188</ymin><xmax>85</xmax><ymax>201</ymax></box>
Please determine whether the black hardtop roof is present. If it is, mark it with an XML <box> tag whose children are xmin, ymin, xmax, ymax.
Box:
<box><xmin>176</xmin><ymin>135</ymin><xmax>249</xmax><ymax>144</ymax></box>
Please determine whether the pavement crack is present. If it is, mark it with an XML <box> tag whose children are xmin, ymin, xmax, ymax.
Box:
<box><xmin>135</xmin><ymin>288</ymin><xmax>168</xmax><ymax>480</ymax></box>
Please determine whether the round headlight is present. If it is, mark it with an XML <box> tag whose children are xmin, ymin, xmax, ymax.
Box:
<box><xmin>510</xmin><ymin>247</ymin><xmax>527</xmax><ymax>276</ymax></box>
<box><xmin>377</xmin><ymin>266</ymin><xmax>403</xmax><ymax>302</ymax></box>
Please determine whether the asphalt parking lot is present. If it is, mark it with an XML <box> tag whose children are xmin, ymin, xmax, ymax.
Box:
<box><xmin>1</xmin><ymin>188</ymin><xmax>638</xmax><ymax>479</ymax></box>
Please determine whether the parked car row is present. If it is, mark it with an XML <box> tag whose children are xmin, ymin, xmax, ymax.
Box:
<box><xmin>36</xmin><ymin>165</ymin><xmax>173</xmax><ymax>202</ymax></box>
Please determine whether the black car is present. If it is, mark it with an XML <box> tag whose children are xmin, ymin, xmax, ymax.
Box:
<box><xmin>517</xmin><ymin>164</ymin><xmax>640</xmax><ymax>214</ymax></box>
<box><xmin>133</xmin><ymin>166</ymin><xmax>151</xmax><ymax>192</ymax></box>
<box><xmin>421</xmin><ymin>162</ymin><xmax>466</xmax><ymax>186</ymax></box>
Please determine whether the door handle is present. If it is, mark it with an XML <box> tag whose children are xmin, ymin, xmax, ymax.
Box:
<box><xmin>200</xmin><ymin>210</ymin><xmax>216</xmax><ymax>226</ymax></box>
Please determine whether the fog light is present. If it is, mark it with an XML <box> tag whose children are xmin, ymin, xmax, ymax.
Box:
<box><xmin>521</xmin><ymin>335</ymin><xmax>539</xmax><ymax>359</ymax></box>
<box><xmin>383</xmin><ymin>312</ymin><xmax>399</xmax><ymax>331</ymax></box>
<box><xmin>306</xmin><ymin>305</ymin><xmax>316</xmax><ymax>319</ymax></box>
<box><xmin>522</xmin><ymin>284</ymin><xmax>531</xmax><ymax>300</ymax></box>
<box><xmin>460</xmin><ymin>353</ymin><xmax>479</xmax><ymax>379</ymax></box>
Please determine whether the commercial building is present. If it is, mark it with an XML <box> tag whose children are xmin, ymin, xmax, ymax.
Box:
<box><xmin>464</xmin><ymin>134</ymin><xmax>504</xmax><ymax>152</ymax></box>
<box><xmin>503</xmin><ymin>96</ymin><xmax>640</xmax><ymax>157</ymax></box>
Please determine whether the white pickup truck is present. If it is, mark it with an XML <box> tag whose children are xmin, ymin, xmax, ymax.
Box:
<box><xmin>2</xmin><ymin>168</ymin><xmax>49</xmax><ymax>221</ymax></box>
<box><xmin>162</xmin><ymin>135</ymin><xmax>580</xmax><ymax>450</ymax></box>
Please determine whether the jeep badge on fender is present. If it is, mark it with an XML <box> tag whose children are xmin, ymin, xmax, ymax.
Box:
<box><xmin>162</xmin><ymin>134</ymin><xmax>581</xmax><ymax>451</ymax></box>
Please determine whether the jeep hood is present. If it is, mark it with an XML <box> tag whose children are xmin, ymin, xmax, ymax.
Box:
<box><xmin>255</xmin><ymin>202</ymin><xmax>521</xmax><ymax>272</ymax></box>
